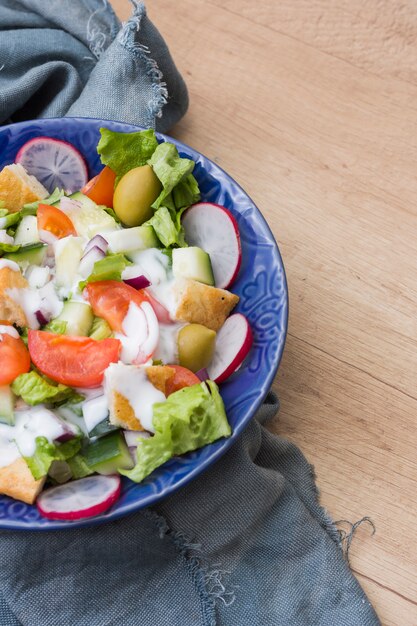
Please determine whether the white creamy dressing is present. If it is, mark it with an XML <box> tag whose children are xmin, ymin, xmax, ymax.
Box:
<box><xmin>82</xmin><ymin>395</ymin><xmax>109</xmax><ymax>432</ymax></box>
<box><xmin>115</xmin><ymin>301</ymin><xmax>160</xmax><ymax>364</ymax></box>
<box><xmin>104</xmin><ymin>363</ymin><xmax>166</xmax><ymax>432</ymax></box>
<box><xmin>0</xmin><ymin>325</ymin><xmax>19</xmax><ymax>339</ymax></box>
<box><xmin>124</xmin><ymin>248</ymin><xmax>177</xmax><ymax>317</ymax></box>
<box><xmin>153</xmin><ymin>322</ymin><xmax>184</xmax><ymax>364</ymax></box>
<box><xmin>6</xmin><ymin>281</ymin><xmax>63</xmax><ymax>329</ymax></box>
<box><xmin>25</xmin><ymin>265</ymin><xmax>50</xmax><ymax>289</ymax></box>
<box><xmin>0</xmin><ymin>259</ymin><xmax>20</xmax><ymax>272</ymax></box>
<box><xmin>0</xmin><ymin>408</ymin><xmax>67</xmax><ymax>468</ymax></box>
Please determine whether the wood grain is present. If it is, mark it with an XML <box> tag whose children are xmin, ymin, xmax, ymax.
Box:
<box><xmin>112</xmin><ymin>1</ymin><xmax>417</xmax><ymax>624</ymax></box>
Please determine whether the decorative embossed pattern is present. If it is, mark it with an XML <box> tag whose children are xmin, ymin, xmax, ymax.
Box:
<box><xmin>0</xmin><ymin>118</ymin><xmax>288</xmax><ymax>530</ymax></box>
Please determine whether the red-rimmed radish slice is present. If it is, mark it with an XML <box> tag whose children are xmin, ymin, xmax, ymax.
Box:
<box><xmin>15</xmin><ymin>136</ymin><xmax>88</xmax><ymax>193</ymax></box>
<box><xmin>207</xmin><ymin>313</ymin><xmax>253</xmax><ymax>383</ymax></box>
<box><xmin>36</xmin><ymin>475</ymin><xmax>121</xmax><ymax>521</ymax></box>
<box><xmin>182</xmin><ymin>202</ymin><xmax>241</xmax><ymax>289</ymax></box>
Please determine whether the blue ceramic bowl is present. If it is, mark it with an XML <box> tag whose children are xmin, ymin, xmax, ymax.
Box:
<box><xmin>0</xmin><ymin>118</ymin><xmax>288</xmax><ymax>530</ymax></box>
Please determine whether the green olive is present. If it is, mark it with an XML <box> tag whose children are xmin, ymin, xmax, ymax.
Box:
<box><xmin>178</xmin><ymin>324</ymin><xmax>216</xmax><ymax>373</ymax></box>
<box><xmin>113</xmin><ymin>165</ymin><xmax>162</xmax><ymax>227</ymax></box>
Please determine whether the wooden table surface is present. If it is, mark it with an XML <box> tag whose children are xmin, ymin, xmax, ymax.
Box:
<box><xmin>113</xmin><ymin>2</ymin><xmax>417</xmax><ymax>624</ymax></box>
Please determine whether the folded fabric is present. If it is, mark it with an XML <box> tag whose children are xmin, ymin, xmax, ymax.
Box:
<box><xmin>0</xmin><ymin>1</ymin><xmax>381</xmax><ymax>625</ymax></box>
<box><xmin>0</xmin><ymin>0</ymin><xmax>188</xmax><ymax>131</ymax></box>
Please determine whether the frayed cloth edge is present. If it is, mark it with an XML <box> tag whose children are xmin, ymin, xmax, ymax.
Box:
<box><xmin>116</xmin><ymin>1</ymin><xmax>168</xmax><ymax>128</ymax></box>
<box><xmin>143</xmin><ymin>508</ymin><xmax>238</xmax><ymax>626</ymax></box>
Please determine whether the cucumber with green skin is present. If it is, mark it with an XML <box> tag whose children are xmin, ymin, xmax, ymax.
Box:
<box><xmin>82</xmin><ymin>431</ymin><xmax>133</xmax><ymax>475</ymax></box>
<box><xmin>172</xmin><ymin>246</ymin><xmax>214</xmax><ymax>286</ymax></box>
<box><xmin>13</xmin><ymin>215</ymin><xmax>40</xmax><ymax>246</ymax></box>
<box><xmin>4</xmin><ymin>243</ymin><xmax>47</xmax><ymax>268</ymax></box>
<box><xmin>55</xmin><ymin>301</ymin><xmax>94</xmax><ymax>337</ymax></box>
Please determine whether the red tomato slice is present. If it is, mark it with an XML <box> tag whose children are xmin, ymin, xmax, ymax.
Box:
<box><xmin>28</xmin><ymin>330</ymin><xmax>121</xmax><ymax>388</ymax></box>
<box><xmin>0</xmin><ymin>332</ymin><xmax>31</xmax><ymax>385</ymax></box>
<box><xmin>37</xmin><ymin>204</ymin><xmax>76</xmax><ymax>239</ymax></box>
<box><xmin>85</xmin><ymin>281</ymin><xmax>151</xmax><ymax>332</ymax></box>
<box><xmin>81</xmin><ymin>166</ymin><xmax>116</xmax><ymax>207</ymax></box>
<box><xmin>165</xmin><ymin>365</ymin><xmax>201</xmax><ymax>396</ymax></box>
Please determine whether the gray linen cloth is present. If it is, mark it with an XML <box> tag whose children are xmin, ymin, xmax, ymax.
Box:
<box><xmin>0</xmin><ymin>2</ymin><xmax>381</xmax><ymax>624</ymax></box>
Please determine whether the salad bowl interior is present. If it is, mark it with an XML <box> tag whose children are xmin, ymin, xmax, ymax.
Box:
<box><xmin>0</xmin><ymin>117</ymin><xmax>288</xmax><ymax>530</ymax></box>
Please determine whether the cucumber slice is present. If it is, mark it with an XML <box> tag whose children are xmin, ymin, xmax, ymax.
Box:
<box><xmin>89</xmin><ymin>417</ymin><xmax>119</xmax><ymax>439</ymax></box>
<box><xmin>14</xmin><ymin>215</ymin><xmax>40</xmax><ymax>246</ymax></box>
<box><xmin>172</xmin><ymin>246</ymin><xmax>215</xmax><ymax>286</ymax></box>
<box><xmin>83</xmin><ymin>431</ymin><xmax>133</xmax><ymax>475</ymax></box>
<box><xmin>65</xmin><ymin>192</ymin><xmax>118</xmax><ymax>238</ymax></box>
<box><xmin>5</xmin><ymin>243</ymin><xmax>47</xmax><ymax>269</ymax></box>
<box><xmin>106</xmin><ymin>226</ymin><xmax>158</xmax><ymax>254</ymax></box>
<box><xmin>0</xmin><ymin>385</ymin><xmax>15</xmax><ymax>426</ymax></box>
<box><xmin>55</xmin><ymin>301</ymin><xmax>94</xmax><ymax>336</ymax></box>
<box><xmin>54</xmin><ymin>236</ymin><xmax>84</xmax><ymax>288</ymax></box>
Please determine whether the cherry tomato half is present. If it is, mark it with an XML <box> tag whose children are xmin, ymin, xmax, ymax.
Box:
<box><xmin>0</xmin><ymin>332</ymin><xmax>31</xmax><ymax>385</ymax></box>
<box><xmin>37</xmin><ymin>204</ymin><xmax>76</xmax><ymax>239</ymax></box>
<box><xmin>165</xmin><ymin>365</ymin><xmax>201</xmax><ymax>396</ymax></box>
<box><xmin>81</xmin><ymin>166</ymin><xmax>116</xmax><ymax>207</ymax></box>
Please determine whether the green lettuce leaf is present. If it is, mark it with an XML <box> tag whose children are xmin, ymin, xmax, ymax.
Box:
<box><xmin>24</xmin><ymin>436</ymin><xmax>81</xmax><ymax>480</ymax></box>
<box><xmin>145</xmin><ymin>206</ymin><xmax>184</xmax><ymax>248</ymax></box>
<box><xmin>78</xmin><ymin>253</ymin><xmax>131</xmax><ymax>290</ymax></box>
<box><xmin>43</xmin><ymin>319</ymin><xmax>67</xmax><ymax>334</ymax></box>
<box><xmin>11</xmin><ymin>371</ymin><xmax>83</xmax><ymax>406</ymax></box>
<box><xmin>148</xmin><ymin>142</ymin><xmax>195</xmax><ymax>210</ymax></box>
<box><xmin>90</xmin><ymin>253</ymin><xmax>131</xmax><ymax>280</ymax></box>
<box><xmin>22</xmin><ymin>188</ymin><xmax>65</xmax><ymax>214</ymax></box>
<box><xmin>0</xmin><ymin>242</ymin><xmax>20</xmax><ymax>254</ymax></box>
<box><xmin>121</xmin><ymin>381</ymin><xmax>231</xmax><ymax>483</ymax></box>
<box><xmin>67</xmin><ymin>454</ymin><xmax>94</xmax><ymax>479</ymax></box>
<box><xmin>89</xmin><ymin>316</ymin><xmax>113</xmax><ymax>340</ymax></box>
<box><xmin>163</xmin><ymin>174</ymin><xmax>201</xmax><ymax>212</ymax></box>
<box><xmin>0</xmin><ymin>208</ymin><xmax>22</xmax><ymax>229</ymax></box>
<box><xmin>97</xmin><ymin>128</ymin><xmax>158</xmax><ymax>182</ymax></box>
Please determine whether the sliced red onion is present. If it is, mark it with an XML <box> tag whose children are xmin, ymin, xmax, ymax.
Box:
<box><xmin>59</xmin><ymin>196</ymin><xmax>82</xmax><ymax>214</ymax></box>
<box><xmin>123</xmin><ymin>275</ymin><xmax>151</xmax><ymax>290</ymax></box>
<box><xmin>196</xmin><ymin>368</ymin><xmax>210</xmax><ymax>381</ymax></box>
<box><xmin>38</xmin><ymin>229</ymin><xmax>58</xmax><ymax>245</ymax></box>
<box><xmin>35</xmin><ymin>309</ymin><xmax>51</xmax><ymax>326</ymax></box>
<box><xmin>84</xmin><ymin>234</ymin><xmax>108</xmax><ymax>255</ymax></box>
<box><xmin>78</xmin><ymin>245</ymin><xmax>106</xmax><ymax>278</ymax></box>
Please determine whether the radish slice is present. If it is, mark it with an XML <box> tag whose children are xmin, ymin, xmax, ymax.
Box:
<box><xmin>37</xmin><ymin>475</ymin><xmax>121</xmax><ymax>521</ymax></box>
<box><xmin>15</xmin><ymin>137</ymin><xmax>88</xmax><ymax>193</ymax></box>
<box><xmin>182</xmin><ymin>203</ymin><xmax>242</xmax><ymax>289</ymax></box>
<box><xmin>207</xmin><ymin>313</ymin><xmax>253</xmax><ymax>383</ymax></box>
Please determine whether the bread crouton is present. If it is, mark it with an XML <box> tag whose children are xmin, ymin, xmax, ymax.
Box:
<box><xmin>105</xmin><ymin>364</ymin><xmax>173</xmax><ymax>432</ymax></box>
<box><xmin>0</xmin><ymin>458</ymin><xmax>46</xmax><ymax>504</ymax></box>
<box><xmin>174</xmin><ymin>278</ymin><xmax>239</xmax><ymax>331</ymax></box>
<box><xmin>0</xmin><ymin>266</ymin><xmax>28</xmax><ymax>327</ymax></box>
<box><xmin>0</xmin><ymin>163</ymin><xmax>48</xmax><ymax>213</ymax></box>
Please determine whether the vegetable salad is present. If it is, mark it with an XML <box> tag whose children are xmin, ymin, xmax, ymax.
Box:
<box><xmin>0</xmin><ymin>128</ymin><xmax>249</xmax><ymax>518</ymax></box>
